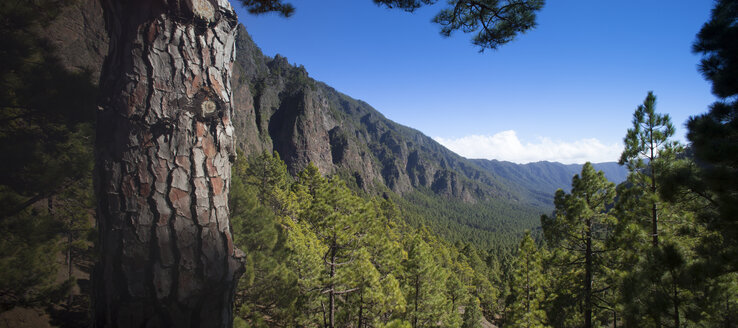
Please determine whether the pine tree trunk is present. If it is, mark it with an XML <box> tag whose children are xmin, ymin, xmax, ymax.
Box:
<box><xmin>67</xmin><ymin>231</ymin><xmax>74</xmax><ymax>309</ymax></box>
<box><xmin>613</xmin><ymin>308</ymin><xmax>617</xmax><ymax>327</ymax></box>
<box><xmin>93</xmin><ymin>0</ymin><xmax>244</xmax><ymax>327</ymax></box>
<box><xmin>650</xmin><ymin>131</ymin><xmax>658</xmax><ymax>248</ymax></box>
<box><xmin>357</xmin><ymin>290</ymin><xmax>364</xmax><ymax>328</ymax></box>
<box><xmin>673</xmin><ymin>283</ymin><xmax>680</xmax><ymax>328</ymax></box>
<box><xmin>413</xmin><ymin>274</ymin><xmax>420</xmax><ymax>328</ymax></box>
<box><xmin>584</xmin><ymin>218</ymin><xmax>593</xmax><ymax>328</ymax></box>
<box><xmin>525</xmin><ymin>253</ymin><xmax>530</xmax><ymax>316</ymax></box>
<box><xmin>329</xmin><ymin>238</ymin><xmax>336</xmax><ymax>328</ymax></box>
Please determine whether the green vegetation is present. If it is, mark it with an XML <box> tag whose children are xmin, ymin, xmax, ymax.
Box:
<box><xmin>0</xmin><ymin>0</ymin><xmax>96</xmax><ymax>316</ymax></box>
<box><xmin>541</xmin><ymin>163</ymin><xmax>616</xmax><ymax>328</ymax></box>
<box><xmin>1</xmin><ymin>0</ymin><xmax>737</xmax><ymax>327</ymax></box>
<box><xmin>507</xmin><ymin>232</ymin><xmax>547</xmax><ymax>328</ymax></box>
<box><xmin>395</xmin><ymin>187</ymin><xmax>546</xmax><ymax>251</ymax></box>
<box><xmin>619</xmin><ymin>91</ymin><xmax>677</xmax><ymax>248</ymax></box>
<box><xmin>685</xmin><ymin>0</ymin><xmax>738</xmax><ymax>274</ymax></box>
<box><xmin>229</xmin><ymin>151</ymin><xmax>501</xmax><ymax>327</ymax></box>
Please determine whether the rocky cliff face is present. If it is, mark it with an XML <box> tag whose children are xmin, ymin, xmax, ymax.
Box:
<box><xmin>48</xmin><ymin>3</ymin><xmax>594</xmax><ymax>205</ymax></box>
<box><xmin>44</xmin><ymin>0</ymin><xmax>108</xmax><ymax>80</ymax></box>
<box><xmin>227</xmin><ymin>24</ymin><xmax>519</xmax><ymax>201</ymax></box>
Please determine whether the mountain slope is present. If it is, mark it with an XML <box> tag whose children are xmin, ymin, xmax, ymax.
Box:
<box><xmin>47</xmin><ymin>3</ymin><xmax>627</xmax><ymax>248</ymax></box>
<box><xmin>470</xmin><ymin>159</ymin><xmax>628</xmax><ymax>205</ymax></box>
<box><xmin>231</xmin><ymin>24</ymin><xmax>533</xmax><ymax>203</ymax></box>
<box><xmin>228</xmin><ymin>24</ymin><xmax>629</xmax><ymax>247</ymax></box>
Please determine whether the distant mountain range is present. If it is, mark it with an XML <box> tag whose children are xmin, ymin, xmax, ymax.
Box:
<box><xmin>470</xmin><ymin>159</ymin><xmax>627</xmax><ymax>205</ymax></box>
<box><xmin>48</xmin><ymin>2</ymin><xmax>629</xmax><ymax>247</ymax></box>
<box><xmin>230</xmin><ymin>24</ymin><xmax>628</xmax><ymax>205</ymax></box>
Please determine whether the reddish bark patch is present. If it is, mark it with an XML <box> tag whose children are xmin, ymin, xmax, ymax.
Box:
<box><xmin>187</xmin><ymin>74</ymin><xmax>202</xmax><ymax>98</ymax></box>
<box><xmin>202</xmin><ymin>135</ymin><xmax>216</xmax><ymax>157</ymax></box>
<box><xmin>195</xmin><ymin>121</ymin><xmax>206</xmax><ymax>138</ymax></box>
<box><xmin>169</xmin><ymin>188</ymin><xmax>191</xmax><ymax>219</ymax></box>
<box><xmin>205</xmin><ymin>158</ymin><xmax>217</xmax><ymax>177</ymax></box>
<box><xmin>225</xmin><ymin>232</ymin><xmax>234</xmax><ymax>255</ymax></box>
<box><xmin>210</xmin><ymin>177</ymin><xmax>223</xmax><ymax>195</ymax></box>
<box><xmin>147</xmin><ymin>22</ymin><xmax>158</xmax><ymax>44</ymax></box>
<box><xmin>157</xmin><ymin>213</ymin><xmax>170</xmax><ymax>226</ymax></box>
<box><xmin>208</xmin><ymin>69</ymin><xmax>224</xmax><ymax>98</ymax></box>
<box><xmin>175</xmin><ymin>155</ymin><xmax>190</xmax><ymax>169</ymax></box>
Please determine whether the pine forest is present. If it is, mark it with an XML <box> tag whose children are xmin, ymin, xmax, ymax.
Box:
<box><xmin>1</xmin><ymin>0</ymin><xmax>737</xmax><ymax>327</ymax></box>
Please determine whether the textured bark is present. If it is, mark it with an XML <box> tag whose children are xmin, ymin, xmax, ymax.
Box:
<box><xmin>93</xmin><ymin>0</ymin><xmax>244</xmax><ymax>327</ymax></box>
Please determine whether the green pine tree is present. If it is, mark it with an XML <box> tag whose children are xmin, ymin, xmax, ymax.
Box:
<box><xmin>461</xmin><ymin>297</ymin><xmax>483</xmax><ymax>328</ymax></box>
<box><xmin>619</xmin><ymin>91</ymin><xmax>677</xmax><ymax>248</ymax></box>
<box><xmin>230</xmin><ymin>152</ymin><xmax>300</xmax><ymax>327</ymax></box>
<box><xmin>0</xmin><ymin>0</ymin><xmax>96</xmax><ymax>313</ymax></box>
<box><xmin>687</xmin><ymin>0</ymin><xmax>738</xmax><ymax>273</ymax></box>
<box><xmin>297</xmin><ymin>164</ymin><xmax>377</xmax><ymax>328</ymax></box>
<box><xmin>508</xmin><ymin>232</ymin><xmax>548</xmax><ymax>328</ymax></box>
<box><xmin>541</xmin><ymin>163</ymin><xmax>616</xmax><ymax>328</ymax></box>
<box><xmin>403</xmin><ymin>234</ymin><xmax>452</xmax><ymax>328</ymax></box>
<box><xmin>238</xmin><ymin>0</ymin><xmax>545</xmax><ymax>51</ymax></box>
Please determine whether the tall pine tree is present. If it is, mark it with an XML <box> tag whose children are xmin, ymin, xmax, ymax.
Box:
<box><xmin>619</xmin><ymin>91</ymin><xmax>677</xmax><ymax>248</ymax></box>
<box><xmin>541</xmin><ymin>163</ymin><xmax>616</xmax><ymax>328</ymax></box>
<box><xmin>687</xmin><ymin>0</ymin><xmax>738</xmax><ymax>273</ymax></box>
<box><xmin>404</xmin><ymin>234</ymin><xmax>452</xmax><ymax>328</ymax></box>
<box><xmin>508</xmin><ymin>232</ymin><xmax>548</xmax><ymax>328</ymax></box>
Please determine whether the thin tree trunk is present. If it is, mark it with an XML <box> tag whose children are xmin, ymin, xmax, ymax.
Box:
<box><xmin>67</xmin><ymin>230</ymin><xmax>74</xmax><ymax>308</ymax></box>
<box><xmin>67</xmin><ymin>232</ymin><xmax>73</xmax><ymax>279</ymax></box>
<box><xmin>357</xmin><ymin>289</ymin><xmax>364</xmax><ymax>328</ymax></box>
<box><xmin>414</xmin><ymin>274</ymin><xmax>419</xmax><ymax>328</ymax></box>
<box><xmin>93</xmin><ymin>0</ymin><xmax>244</xmax><ymax>326</ymax></box>
<box><xmin>526</xmin><ymin>252</ymin><xmax>530</xmax><ymax>316</ymax></box>
<box><xmin>329</xmin><ymin>239</ymin><xmax>336</xmax><ymax>328</ymax></box>
<box><xmin>650</xmin><ymin>129</ymin><xmax>658</xmax><ymax>248</ymax></box>
<box><xmin>613</xmin><ymin>308</ymin><xmax>617</xmax><ymax>328</ymax></box>
<box><xmin>674</xmin><ymin>283</ymin><xmax>680</xmax><ymax>328</ymax></box>
<box><xmin>585</xmin><ymin>218</ymin><xmax>593</xmax><ymax>328</ymax></box>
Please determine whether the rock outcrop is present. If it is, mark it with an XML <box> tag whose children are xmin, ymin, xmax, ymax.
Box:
<box><xmin>46</xmin><ymin>3</ymin><xmax>583</xmax><ymax>205</ymax></box>
<box><xmin>44</xmin><ymin>0</ymin><xmax>108</xmax><ymax>80</ymax></box>
<box><xmin>226</xmin><ymin>25</ymin><xmax>522</xmax><ymax>200</ymax></box>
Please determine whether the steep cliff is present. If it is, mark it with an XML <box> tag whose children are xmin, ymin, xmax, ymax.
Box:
<box><xmin>229</xmin><ymin>25</ymin><xmax>531</xmax><ymax>203</ymax></box>
<box><xmin>44</xmin><ymin>0</ymin><xmax>108</xmax><ymax>80</ymax></box>
<box><xmin>46</xmin><ymin>3</ymin><xmax>627</xmax><ymax>249</ymax></box>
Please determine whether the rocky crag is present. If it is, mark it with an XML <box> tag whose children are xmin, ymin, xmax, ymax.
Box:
<box><xmin>48</xmin><ymin>1</ymin><xmax>522</xmax><ymax>203</ymax></box>
<box><xmin>47</xmin><ymin>0</ymin><xmax>627</xmax><ymax>227</ymax></box>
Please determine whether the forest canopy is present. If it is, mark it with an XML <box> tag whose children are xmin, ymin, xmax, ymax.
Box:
<box><xmin>0</xmin><ymin>0</ymin><xmax>737</xmax><ymax>327</ymax></box>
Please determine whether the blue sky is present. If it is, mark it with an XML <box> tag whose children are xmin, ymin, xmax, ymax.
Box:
<box><xmin>234</xmin><ymin>0</ymin><xmax>716</xmax><ymax>164</ymax></box>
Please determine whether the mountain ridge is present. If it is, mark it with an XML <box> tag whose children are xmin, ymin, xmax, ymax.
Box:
<box><xmin>231</xmin><ymin>24</ymin><xmax>628</xmax><ymax>203</ymax></box>
<box><xmin>45</xmin><ymin>2</ymin><xmax>628</xmax><ymax>247</ymax></box>
<box><xmin>226</xmin><ymin>24</ymin><xmax>628</xmax><ymax>246</ymax></box>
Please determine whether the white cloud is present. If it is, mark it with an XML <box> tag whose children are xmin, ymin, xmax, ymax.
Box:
<box><xmin>433</xmin><ymin>130</ymin><xmax>623</xmax><ymax>164</ymax></box>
